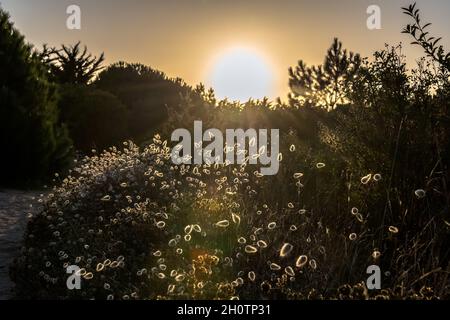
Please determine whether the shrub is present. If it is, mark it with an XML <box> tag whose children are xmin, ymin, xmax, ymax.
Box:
<box><xmin>11</xmin><ymin>137</ymin><xmax>449</xmax><ymax>299</ymax></box>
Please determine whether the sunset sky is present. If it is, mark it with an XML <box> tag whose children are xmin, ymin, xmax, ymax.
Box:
<box><xmin>1</xmin><ymin>0</ymin><xmax>449</xmax><ymax>100</ymax></box>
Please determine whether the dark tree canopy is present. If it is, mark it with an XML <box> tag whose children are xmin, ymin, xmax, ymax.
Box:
<box><xmin>41</xmin><ymin>41</ymin><xmax>105</xmax><ymax>85</ymax></box>
<box><xmin>95</xmin><ymin>62</ymin><xmax>197</xmax><ymax>142</ymax></box>
<box><xmin>0</xmin><ymin>8</ymin><xmax>72</xmax><ymax>186</ymax></box>
<box><xmin>58</xmin><ymin>85</ymin><xmax>129</xmax><ymax>153</ymax></box>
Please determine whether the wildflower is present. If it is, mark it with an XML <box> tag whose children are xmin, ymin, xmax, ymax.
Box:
<box><xmin>248</xmin><ymin>271</ymin><xmax>256</xmax><ymax>281</ymax></box>
<box><xmin>215</xmin><ymin>220</ymin><xmax>230</xmax><ymax>228</ymax></box>
<box><xmin>316</xmin><ymin>163</ymin><xmax>326</xmax><ymax>169</ymax></box>
<box><xmin>231</xmin><ymin>213</ymin><xmax>241</xmax><ymax>225</ymax></box>
<box><xmin>156</xmin><ymin>221</ymin><xmax>166</xmax><ymax>229</ymax></box>
<box><xmin>309</xmin><ymin>259</ymin><xmax>317</xmax><ymax>270</ymax></box>
<box><xmin>244</xmin><ymin>245</ymin><xmax>258</xmax><ymax>254</ymax></box>
<box><xmin>84</xmin><ymin>272</ymin><xmax>94</xmax><ymax>280</ymax></box>
<box><xmin>361</xmin><ymin>174</ymin><xmax>372</xmax><ymax>184</ymax></box>
<box><xmin>175</xmin><ymin>274</ymin><xmax>185</xmax><ymax>282</ymax></box>
<box><xmin>349</xmin><ymin>233</ymin><xmax>357</xmax><ymax>241</ymax></box>
<box><xmin>268</xmin><ymin>222</ymin><xmax>277</xmax><ymax>230</ymax></box>
<box><xmin>389</xmin><ymin>226</ymin><xmax>399</xmax><ymax>234</ymax></box>
<box><xmin>285</xmin><ymin>266</ymin><xmax>295</xmax><ymax>277</ymax></box>
<box><xmin>101</xmin><ymin>195</ymin><xmax>111</xmax><ymax>201</ymax></box>
<box><xmin>277</xmin><ymin>153</ymin><xmax>283</xmax><ymax>162</ymax></box>
<box><xmin>237</xmin><ymin>237</ymin><xmax>246</xmax><ymax>244</ymax></box>
<box><xmin>260</xmin><ymin>281</ymin><xmax>272</xmax><ymax>293</ymax></box>
<box><xmin>257</xmin><ymin>240</ymin><xmax>268</xmax><ymax>248</ymax></box>
<box><xmin>356</xmin><ymin>213</ymin><xmax>364</xmax><ymax>223</ymax></box>
<box><xmin>279</xmin><ymin>243</ymin><xmax>294</xmax><ymax>257</ymax></box>
<box><xmin>372</xmin><ymin>250</ymin><xmax>381</xmax><ymax>259</ymax></box>
<box><xmin>373</xmin><ymin>173</ymin><xmax>382</xmax><ymax>181</ymax></box>
<box><xmin>295</xmin><ymin>255</ymin><xmax>308</xmax><ymax>268</ymax></box>
<box><xmin>289</xmin><ymin>144</ymin><xmax>296</xmax><ymax>152</ymax></box>
<box><xmin>293</xmin><ymin>172</ymin><xmax>303</xmax><ymax>179</ymax></box>
<box><xmin>351</xmin><ymin>207</ymin><xmax>359</xmax><ymax>215</ymax></box>
<box><xmin>153</xmin><ymin>250</ymin><xmax>162</xmax><ymax>257</ymax></box>
<box><xmin>270</xmin><ymin>263</ymin><xmax>281</xmax><ymax>271</ymax></box>
<box><xmin>184</xmin><ymin>225</ymin><xmax>193</xmax><ymax>234</ymax></box>
<box><xmin>414</xmin><ymin>189</ymin><xmax>426</xmax><ymax>199</ymax></box>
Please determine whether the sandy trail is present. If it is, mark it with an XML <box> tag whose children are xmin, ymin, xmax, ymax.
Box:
<box><xmin>0</xmin><ymin>190</ymin><xmax>43</xmax><ymax>300</ymax></box>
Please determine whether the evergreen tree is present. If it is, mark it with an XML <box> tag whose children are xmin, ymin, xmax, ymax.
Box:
<box><xmin>41</xmin><ymin>41</ymin><xmax>105</xmax><ymax>85</ymax></box>
<box><xmin>288</xmin><ymin>38</ymin><xmax>362</xmax><ymax>110</ymax></box>
<box><xmin>0</xmin><ymin>8</ymin><xmax>72</xmax><ymax>186</ymax></box>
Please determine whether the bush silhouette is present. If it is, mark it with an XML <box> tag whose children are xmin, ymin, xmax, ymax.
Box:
<box><xmin>41</xmin><ymin>41</ymin><xmax>105</xmax><ymax>85</ymax></box>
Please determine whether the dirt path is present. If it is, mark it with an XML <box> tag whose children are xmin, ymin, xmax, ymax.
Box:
<box><xmin>0</xmin><ymin>190</ymin><xmax>43</xmax><ymax>300</ymax></box>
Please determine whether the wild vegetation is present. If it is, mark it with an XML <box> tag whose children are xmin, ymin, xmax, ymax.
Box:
<box><xmin>1</xmin><ymin>3</ymin><xmax>449</xmax><ymax>299</ymax></box>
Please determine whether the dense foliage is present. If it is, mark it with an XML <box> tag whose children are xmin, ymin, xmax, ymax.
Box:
<box><xmin>0</xmin><ymin>8</ymin><xmax>72</xmax><ymax>186</ymax></box>
<box><xmin>95</xmin><ymin>62</ymin><xmax>200</xmax><ymax>143</ymax></box>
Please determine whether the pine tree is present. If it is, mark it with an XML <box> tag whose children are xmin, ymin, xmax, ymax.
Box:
<box><xmin>288</xmin><ymin>38</ymin><xmax>362</xmax><ymax>110</ymax></box>
<box><xmin>41</xmin><ymin>41</ymin><xmax>105</xmax><ymax>85</ymax></box>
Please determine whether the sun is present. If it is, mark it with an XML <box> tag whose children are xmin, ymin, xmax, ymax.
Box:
<box><xmin>207</xmin><ymin>47</ymin><xmax>275</xmax><ymax>102</ymax></box>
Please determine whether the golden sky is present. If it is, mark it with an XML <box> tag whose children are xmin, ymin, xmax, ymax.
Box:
<box><xmin>1</xmin><ymin>0</ymin><xmax>449</xmax><ymax>100</ymax></box>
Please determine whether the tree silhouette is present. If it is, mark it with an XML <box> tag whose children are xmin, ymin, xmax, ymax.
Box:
<box><xmin>288</xmin><ymin>38</ymin><xmax>362</xmax><ymax>110</ymax></box>
<box><xmin>41</xmin><ymin>41</ymin><xmax>105</xmax><ymax>84</ymax></box>
<box><xmin>95</xmin><ymin>62</ymin><xmax>196</xmax><ymax>142</ymax></box>
<box><xmin>58</xmin><ymin>85</ymin><xmax>129</xmax><ymax>152</ymax></box>
<box><xmin>0</xmin><ymin>8</ymin><xmax>72</xmax><ymax>185</ymax></box>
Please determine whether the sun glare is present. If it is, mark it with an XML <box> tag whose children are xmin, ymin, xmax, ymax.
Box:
<box><xmin>207</xmin><ymin>47</ymin><xmax>275</xmax><ymax>102</ymax></box>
